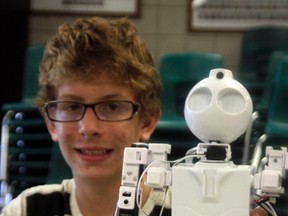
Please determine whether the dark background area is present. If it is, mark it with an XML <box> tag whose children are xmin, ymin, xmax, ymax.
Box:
<box><xmin>0</xmin><ymin>0</ymin><xmax>29</xmax><ymax>120</ymax></box>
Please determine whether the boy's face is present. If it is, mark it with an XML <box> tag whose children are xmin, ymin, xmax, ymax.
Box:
<box><xmin>45</xmin><ymin>74</ymin><xmax>159</xmax><ymax>182</ymax></box>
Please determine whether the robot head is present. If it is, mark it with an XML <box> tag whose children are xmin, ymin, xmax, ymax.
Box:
<box><xmin>184</xmin><ymin>68</ymin><xmax>253</xmax><ymax>143</ymax></box>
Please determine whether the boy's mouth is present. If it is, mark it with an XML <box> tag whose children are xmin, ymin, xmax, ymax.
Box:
<box><xmin>75</xmin><ymin>148</ymin><xmax>113</xmax><ymax>156</ymax></box>
<box><xmin>77</xmin><ymin>149</ymin><xmax>113</xmax><ymax>156</ymax></box>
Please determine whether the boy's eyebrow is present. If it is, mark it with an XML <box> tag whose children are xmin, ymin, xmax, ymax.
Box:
<box><xmin>57</xmin><ymin>93</ymin><xmax>131</xmax><ymax>102</ymax></box>
<box><xmin>100</xmin><ymin>94</ymin><xmax>129</xmax><ymax>100</ymax></box>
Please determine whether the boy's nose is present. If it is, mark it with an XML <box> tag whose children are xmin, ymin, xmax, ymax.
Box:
<box><xmin>79</xmin><ymin>107</ymin><xmax>101</xmax><ymax>135</ymax></box>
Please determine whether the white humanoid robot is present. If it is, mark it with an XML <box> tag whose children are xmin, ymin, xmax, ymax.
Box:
<box><xmin>118</xmin><ymin>68</ymin><xmax>288</xmax><ymax>216</ymax></box>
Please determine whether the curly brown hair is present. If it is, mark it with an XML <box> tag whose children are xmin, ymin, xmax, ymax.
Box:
<box><xmin>34</xmin><ymin>17</ymin><xmax>162</xmax><ymax>120</ymax></box>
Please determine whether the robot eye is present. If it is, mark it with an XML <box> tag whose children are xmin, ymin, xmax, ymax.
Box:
<box><xmin>218</xmin><ymin>88</ymin><xmax>245</xmax><ymax>114</ymax></box>
<box><xmin>187</xmin><ymin>87</ymin><xmax>212</xmax><ymax>112</ymax></box>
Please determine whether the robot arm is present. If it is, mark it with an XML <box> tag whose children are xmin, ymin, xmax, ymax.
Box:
<box><xmin>254</xmin><ymin>146</ymin><xmax>288</xmax><ymax>195</ymax></box>
<box><xmin>118</xmin><ymin>143</ymin><xmax>171</xmax><ymax>216</ymax></box>
<box><xmin>118</xmin><ymin>144</ymin><xmax>149</xmax><ymax>215</ymax></box>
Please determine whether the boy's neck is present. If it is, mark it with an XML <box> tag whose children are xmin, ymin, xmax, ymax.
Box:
<box><xmin>75</xmin><ymin>177</ymin><xmax>120</xmax><ymax>216</ymax></box>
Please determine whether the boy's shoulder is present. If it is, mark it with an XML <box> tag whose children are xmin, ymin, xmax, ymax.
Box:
<box><xmin>1</xmin><ymin>179</ymin><xmax>75</xmax><ymax>216</ymax></box>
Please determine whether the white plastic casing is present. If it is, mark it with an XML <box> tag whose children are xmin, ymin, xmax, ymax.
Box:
<box><xmin>121</xmin><ymin>148</ymin><xmax>149</xmax><ymax>186</ymax></box>
<box><xmin>172</xmin><ymin>162</ymin><xmax>253</xmax><ymax>216</ymax></box>
<box><xmin>184</xmin><ymin>68</ymin><xmax>253</xmax><ymax>143</ymax></box>
<box><xmin>118</xmin><ymin>186</ymin><xmax>136</xmax><ymax>209</ymax></box>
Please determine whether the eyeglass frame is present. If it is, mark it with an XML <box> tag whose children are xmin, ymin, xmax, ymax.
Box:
<box><xmin>44</xmin><ymin>100</ymin><xmax>141</xmax><ymax>122</ymax></box>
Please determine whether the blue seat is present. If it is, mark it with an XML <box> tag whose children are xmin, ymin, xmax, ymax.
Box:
<box><xmin>242</xmin><ymin>51</ymin><xmax>288</xmax><ymax>165</ymax></box>
<box><xmin>150</xmin><ymin>51</ymin><xmax>224</xmax><ymax>159</ymax></box>
<box><xmin>157</xmin><ymin>51</ymin><xmax>224</xmax><ymax>130</ymax></box>
<box><xmin>3</xmin><ymin>44</ymin><xmax>45</xmax><ymax>110</ymax></box>
<box><xmin>256</xmin><ymin>51</ymin><xmax>288</xmax><ymax>116</ymax></box>
<box><xmin>46</xmin><ymin>143</ymin><xmax>72</xmax><ymax>184</ymax></box>
<box><xmin>238</xmin><ymin>26</ymin><xmax>288</xmax><ymax>108</ymax></box>
<box><xmin>265</xmin><ymin>58</ymin><xmax>288</xmax><ymax>139</ymax></box>
<box><xmin>252</xmin><ymin>50</ymin><xmax>288</xmax><ymax>132</ymax></box>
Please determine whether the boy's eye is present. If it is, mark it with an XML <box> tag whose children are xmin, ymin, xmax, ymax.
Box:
<box><xmin>67</xmin><ymin>104</ymin><xmax>82</xmax><ymax>110</ymax></box>
<box><xmin>59</xmin><ymin>103</ymin><xmax>82</xmax><ymax>111</ymax></box>
<box><xmin>107</xmin><ymin>102</ymin><xmax>121</xmax><ymax>111</ymax></box>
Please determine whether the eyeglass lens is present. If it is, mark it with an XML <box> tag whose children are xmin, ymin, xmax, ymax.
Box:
<box><xmin>46</xmin><ymin>101</ymin><xmax>138</xmax><ymax>122</ymax></box>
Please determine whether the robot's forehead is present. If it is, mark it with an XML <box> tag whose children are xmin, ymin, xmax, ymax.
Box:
<box><xmin>199</xmin><ymin>69</ymin><xmax>239</xmax><ymax>93</ymax></box>
<box><xmin>184</xmin><ymin>68</ymin><xmax>253</xmax><ymax>143</ymax></box>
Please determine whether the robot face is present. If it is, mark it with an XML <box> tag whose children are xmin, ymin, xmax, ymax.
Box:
<box><xmin>184</xmin><ymin>68</ymin><xmax>253</xmax><ymax>143</ymax></box>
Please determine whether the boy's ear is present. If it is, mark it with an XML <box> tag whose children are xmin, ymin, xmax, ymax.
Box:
<box><xmin>45</xmin><ymin>117</ymin><xmax>59</xmax><ymax>142</ymax></box>
<box><xmin>139</xmin><ymin>111</ymin><xmax>160</xmax><ymax>142</ymax></box>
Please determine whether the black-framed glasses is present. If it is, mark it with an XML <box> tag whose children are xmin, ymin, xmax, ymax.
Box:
<box><xmin>44</xmin><ymin>100</ymin><xmax>141</xmax><ymax>122</ymax></box>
